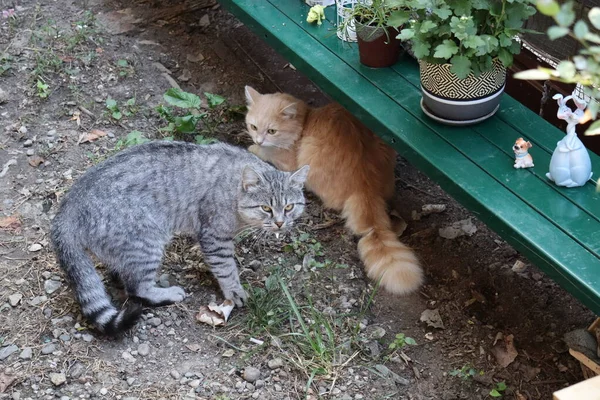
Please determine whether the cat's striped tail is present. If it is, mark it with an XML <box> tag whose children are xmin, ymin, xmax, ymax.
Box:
<box><xmin>343</xmin><ymin>194</ymin><xmax>424</xmax><ymax>294</ymax></box>
<box><xmin>51</xmin><ymin>228</ymin><xmax>142</xmax><ymax>335</ymax></box>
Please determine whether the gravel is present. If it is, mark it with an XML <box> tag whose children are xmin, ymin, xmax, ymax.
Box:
<box><xmin>242</xmin><ymin>366</ymin><xmax>261</xmax><ymax>383</ymax></box>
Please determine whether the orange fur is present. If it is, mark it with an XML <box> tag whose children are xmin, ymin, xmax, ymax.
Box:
<box><xmin>244</xmin><ymin>86</ymin><xmax>423</xmax><ymax>294</ymax></box>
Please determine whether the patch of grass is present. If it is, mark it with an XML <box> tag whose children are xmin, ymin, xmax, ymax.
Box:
<box><xmin>243</xmin><ymin>273</ymin><xmax>289</xmax><ymax>335</ymax></box>
<box><xmin>66</xmin><ymin>11</ymin><xmax>97</xmax><ymax>51</ymax></box>
<box><xmin>283</xmin><ymin>232</ymin><xmax>324</xmax><ymax>257</ymax></box>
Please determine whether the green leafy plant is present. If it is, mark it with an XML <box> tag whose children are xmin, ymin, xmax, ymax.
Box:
<box><xmin>398</xmin><ymin>0</ymin><xmax>537</xmax><ymax>78</ymax></box>
<box><xmin>0</xmin><ymin>54</ymin><xmax>12</xmax><ymax>76</ymax></box>
<box><xmin>114</xmin><ymin>130</ymin><xmax>150</xmax><ymax>150</ymax></box>
<box><xmin>340</xmin><ymin>0</ymin><xmax>410</xmax><ymax>41</ymax></box>
<box><xmin>116</xmin><ymin>59</ymin><xmax>134</xmax><ymax>77</ymax></box>
<box><xmin>388</xmin><ymin>332</ymin><xmax>417</xmax><ymax>351</ymax></box>
<box><xmin>105</xmin><ymin>97</ymin><xmax>136</xmax><ymax>121</ymax></box>
<box><xmin>449</xmin><ymin>364</ymin><xmax>484</xmax><ymax>380</ymax></box>
<box><xmin>489</xmin><ymin>381</ymin><xmax>507</xmax><ymax>397</ymax></box>
<box><xmin>36</xmin><ymin>79</ymin><xmax>50</xmax><ymax>98</ymax></box>
<box><xmin>156</xmin><ymin>88</ymin><xmax>227</xmax><ymax>141</ymax></box>
<box><xmin>515</xmin><ymin>1</ymin><xmax>600</xmax><ymax>136</ymax></box>
<box><xmin>282</xmin><ymin>232</ymin><xmax>324</xmax><ymax>257</ymax></box>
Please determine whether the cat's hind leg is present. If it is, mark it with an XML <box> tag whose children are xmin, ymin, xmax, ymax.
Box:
<box><xmin>114</xmin><ymin>240</ymin><xmax>186</xmax><ymax>307</ymax></box>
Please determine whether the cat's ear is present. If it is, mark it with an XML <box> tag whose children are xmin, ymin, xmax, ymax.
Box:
<box><xmin>245</xmin><ymin>86</ymin><xmax>261</xmax><ymax>106</ymax></box>
<box><xmin>289</xmin><ymin>165</ymin><xmax>310</xmax><ymax>188</ymax></box>
<box><xmin>280</xmin><ymin>102</ymin><xmax>298</xmax><ymax>119</ymax></box>
<box><xmin>242</xmin><ymin>166</ymin><xmax>263</xmax><ymax>191</ymax></box>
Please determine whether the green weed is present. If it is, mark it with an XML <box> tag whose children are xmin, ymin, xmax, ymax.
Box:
<box><xmin>489</xmin><ymin>382</ymin><xmax>507</xmax><ymax>397</ymax></box>
<box><xmin>449</xmin><ymin>364</ymin><xmax>484</xmax><ymax>380</ymax></box>
<box><xmin>35</xmin><ymin>79</ymin><xmax>50</xmax><ymax>98</ymax></box>
<box><xmin>105</xmin><ymin>97</ymin><xmax>137</xmax><ymax>121</ymax></box>
<box><xmin>243</xmin><ymin>273</ymin><xmax>289</xmax><ymax>335</ymax></box>
<box><xmin>114</xmin><ymin>131</ymin><xmax>150</xmax><ymax>151</ymax></box>
<box><xmin>388</xmin><ymin>333</ymin><xmax>417</xmax><ymax>351</ymax></box>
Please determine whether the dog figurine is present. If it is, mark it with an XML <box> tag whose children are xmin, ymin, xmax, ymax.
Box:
<box><xmin>513</xmin><ymin>138</ymin><xmax>534</xmax><ymax>169</ymax></box>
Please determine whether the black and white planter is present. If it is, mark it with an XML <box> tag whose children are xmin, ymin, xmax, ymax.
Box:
<box><xmin>419</xmin><ymin>59</ymin><xmax>507</xmax><ymax>126</ymax></box>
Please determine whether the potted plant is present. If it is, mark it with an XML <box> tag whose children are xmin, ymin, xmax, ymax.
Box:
<box><xmin>397</xmin><ymin>0</ymin><xmax>536</xmax><ymax>124</ymax></box>
<box><xmin>341</xmin><ymin>0</ymin><xmax>411</xmax><ymax>68</ymax></box>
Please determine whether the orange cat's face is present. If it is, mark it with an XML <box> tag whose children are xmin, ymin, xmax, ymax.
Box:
<box><xmin>244</xmin><ymin>86</ymin><xmax>304</xmax><ymax>149</ymax></box>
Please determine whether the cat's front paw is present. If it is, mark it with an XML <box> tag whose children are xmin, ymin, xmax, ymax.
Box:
<box><xmin>222</xmin><ymin>284</ymin><xmax>248</xmax><ymax>308</ymax></box>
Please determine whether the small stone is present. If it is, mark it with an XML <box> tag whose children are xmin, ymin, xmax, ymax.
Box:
<box><xmin>274</xmin><ymin>384</ymin><xmax>282</xmax><ymax>392</ymax></box>
<box><xmin>26</xmin><ymin>149</ymin><xmax>34</xmax><ymax>156</ymax></box>
<box><xmin>0</xmin><ymin>344</ymin><xmax>19</xmax><ymax>360</ymax></box>
<box><xmin>18</xmin><ymin>126</ymin><xmax>27</xmax><ymax>134</ymax></box>
<box><xmin>82</xmin><ymin>334</ymin><xmax>94</xmax><ymax>342</ymax></box>
<box><xmin>44</xmin><ymin>280</ymin><xmax>62</xmax><ymax>294</ymax></box>
<box><xmin>255</xmin><ymin>380</ymin><xmax>264</xmax><ymax>388</ymax></box>
<box><xmin>199</xmin><ymin>14</ymin><xmax>210</xmax><ymax>28</ymax></box>
<box><xmin>248</xmin><ymin>260</ymin><xmax>261</xmax><ymax>270</ymax></box>
<box><xmin>23</xmin><ymin>139</ymin><xmax>33</xmax><ymax>147</ymax></box>
<box><xmin>50</xmin><ymin>372</ymin><xmax>67</xmax><ymax>386</ymax></box>
<box><xmin>8</xmin><ymin>293</ymin><xmax>22</xmax><ymax>306</ymax></box>
<box><xmin>19</xmin><ymin>347</ymin><xmax>32</xmax><ymax>359</ymax></box>
<box><xmin>170</xmin><ymin>370</ymin><xmax>180</xmax><ymax>379</ymax></box>
<box><xmin>12</xmin><ymin>392</ymin><xmax>21</xmax><ymax>400</ymax></box>
<box><xmin>242</xmin><ymin>366</ymin><xmax>260</xmax><ymax>383</ymax></box>
<box><xmin>122</xmin><ymin>351</ymin><xmax>136</xmax><ymax>363</ymax></box>
<box><xmin>188</xmin><ymin>379</ymin><xmax>201</xmax><ymax>388</ymax></box>
<box><xmin>59</xmin><ymin>334</ymin><xmax>71</xmax><ymax>342</ymax></box>
<box><xmin>137</xmin><ymin>343</ymin><xmax>150</xmax><ymax>356</ymax></box>
<box><xmin>267</xmin><ymin>358</ymin><xmax>283</xmax><ymax>370</ymax></box>
<box><xmin>147</xmin><ymin>317</ymin><xmax>161</xmax><ymax>327</ymax></box>
<box><xmin>28</xmin><ymin>243</ymin><xmax>43</xmax><ymax>252</ymax></box>
<box><xmin>127</xmin><ymin>377</ymin><xmax>135</xmax><ymax>386</ymax></box>
<box><xmin>29</xmin><ymin>295</ymin><xmax>48</xmax><ymax>306</ymax></box>
<box><xmin>69</xmin><ymin>362</ymin><xmax>85</xmax><ymax>378</ymax></box>
<box><xmin>99</xmin><ymin>388</ymin><xmax>108</xmax><ymax>395</ymax></box>
<box><xmin>41</xmin><ymin>343</ymin><xmax>57</xmax><ymax>355</ymax></box>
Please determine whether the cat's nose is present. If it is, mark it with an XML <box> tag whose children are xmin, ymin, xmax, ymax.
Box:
<box><xmin>275</xmin><ymin>221</ymin><xmax>283</xmax><ymax>228</ymax></box>
<box><xmin>255</xmin><ymin>137</ymin><xmax>264</xmax><ymax>145</ymax></box>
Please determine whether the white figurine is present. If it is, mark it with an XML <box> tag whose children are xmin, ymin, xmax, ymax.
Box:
<box><xmin>546</xmin><ymin>93</ymin><xmax>593</xmax><ymax>188</ymax></box>
<box><xmin>513</xmin><ymin>137</ymin><xmax>534</xmax><ymax>168</ymax></box>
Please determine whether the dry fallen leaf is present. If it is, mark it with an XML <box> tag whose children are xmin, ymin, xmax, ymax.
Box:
<box><xmin>79</xmin><ymin>129</ymin><xmax>107</xmax><ymax>144</ymax></box>
<box><xmin>28</xmin><ymin>155</ymin><xmax>45</xmax><ymax>167</ymax></box>
<box><xmin>71</xmin><ymin>110</ymin><xmax>81</xmax><ymax>127</ymax></box>
<box><xmin>420</xmin><ymin>308</ymin><xmax>445</xmax><ymax>329</ymax></box>
<box><xmin>0</xmin><ymin>372</ymin><xmax>16</xmax><ymax>393</ymax></box>
<box><xmin>195</xmin><ymin>300</ymin><xmax>234</xmax><ymax>327</ymax></box>
<box><xmin>491</xmin><ymin>333</ymin><xmax>518</xmax><ymax>368</ymax></box>
<box><xmin>0</xmin><ymin>215</ymin><xmax>21</xmax><ymax>231</ymax></box>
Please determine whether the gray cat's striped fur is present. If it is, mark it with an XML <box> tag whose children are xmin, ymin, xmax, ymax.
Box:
<box><xmin>51</xmin><ymin>141</ymin><xmax>309</xmax><ymax>335</ymax></box>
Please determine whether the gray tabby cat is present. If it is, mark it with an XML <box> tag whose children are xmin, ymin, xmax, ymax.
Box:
<box><xmin>51</xmin><ymin>141</ymin><xmax>309</xmax><ymax>335</ymax></box>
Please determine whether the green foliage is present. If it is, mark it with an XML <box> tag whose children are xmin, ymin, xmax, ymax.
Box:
<box><xmin>156</xmin><ymin>88</ymin><xmax>227</xmax><ymax>141</ymax></box>
<box><xmin>282</xmin><ymin>232</ymin><xmax>324</xmax><ymax>257</ymax></box>
<box><xmin>489</xmin><ymin>381</ymin><xmax>507</xmax><ymax>397</ymax></box>
<box><xmin>0</xmin><ymin>54</ymin><xmax>12</xmax><ymax>76</ymax></box>
<box><xmin>243</xmin><ymin>274</ymin><xmax>289</xmax><ymax>334</ymax></box>
<box><xmin>388</xmin><ymin>333</ymin><xmax>417</xmax><ymax>351</ymax></box>
<box><xmin>398</xmin><ymin>0</ymin><xmax>536</xmax><ymax>78</ymax></box>
<box><xmin>114</xmin><ymin>130</ymin><xmax>150</xmax><ymax>150</ymax></box>
<box><xmin>449</xmin><ymin>364</ymin><xmax>484</xmax><ymax>380</ymax></box>
<box><xmin>35</xmin><ymin>79</ymin><xmax>50</xmax><ymax>98</ymax></box>
<box><xmin>105</xmin><ymin>97</ymin><xmax>136</xmax><ymax>121</ymax></box>
<box><xmin>515</xmin><ymin>2</ymin><xmax>600</xmax><ymax>141</ymax></box>
<box><xmin>339</xmin><ymin>0</ymin><xmax>410</xmax><ymax>40</ymax></box>
<box><xmin>116</xmin><ymin>59</ymin><xmax>133</xmax><ymax>77</ymax></box>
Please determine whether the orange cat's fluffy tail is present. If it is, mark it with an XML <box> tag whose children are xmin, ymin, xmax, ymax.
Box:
<box><xmin>343</xmin><ymin>194</ymin><xmax>423</xmax><ymax>295</ymax></box>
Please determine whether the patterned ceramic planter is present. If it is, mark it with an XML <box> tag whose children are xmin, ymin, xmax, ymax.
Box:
<box><xmin>419</xmin><ymin>59</ymin><xmax>507</xmax><ymax>125</ymax></box>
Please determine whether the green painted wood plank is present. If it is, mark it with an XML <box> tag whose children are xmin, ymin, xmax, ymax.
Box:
<box><xmin>218</xmin><ymin>0</ymin><xmax>600</xmax><ymax>313</ymax></box>
<box><xmin>268</xmin><ymin>0</ymin><xmax>600</xmax><ymax>254</ymax></box>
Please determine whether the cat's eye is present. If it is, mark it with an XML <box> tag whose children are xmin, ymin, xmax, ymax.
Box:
<box><xmin>261</xmin><ymin>205</ymin><xmax>272</xmax><ymax>213</ymax></box>
<box><xmin>284</xmin><ymin>204</ymin><xmax>294</xmax><ymax>212</ymax></box>
<box><xmin>250</xmin><ymin>124</ymin><xmax>257</xmax><ymax>131</ymax></box>
<box><xmin>267</xmin><ymin>129</ymin><xmax>277</xmax><ymax>135</ymax></box>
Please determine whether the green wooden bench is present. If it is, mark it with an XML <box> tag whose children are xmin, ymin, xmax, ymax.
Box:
<box><xmin>219</xmin><ymin>0</ymin><xmax>600</xmax><ymax>314</ymax></box>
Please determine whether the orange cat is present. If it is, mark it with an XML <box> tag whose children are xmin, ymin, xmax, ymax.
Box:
<box><xmin>244</xmin><ymin>86</ymin><xmax>423</xmax><ymax>295</ymax></box>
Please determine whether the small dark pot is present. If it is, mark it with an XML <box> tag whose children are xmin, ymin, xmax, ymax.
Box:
<box><xmin>355</xmin><ymin>22</ymin><xmax>401</xmax><ymax>68</ymax></box>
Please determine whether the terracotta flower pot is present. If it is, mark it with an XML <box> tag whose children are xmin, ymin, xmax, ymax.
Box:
<box><xmin>355</xmin><ymin>22</ymin><xmax>401</xmax><ymax>68</ymax></box>
<box><xmin>419</xmin><ymin>59</ymin><xmax>507</xmax><ymax>125</ymax></box>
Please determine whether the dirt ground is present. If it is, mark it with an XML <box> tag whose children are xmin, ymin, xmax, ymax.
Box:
<box><xmin>0</xmin><ymin>1</ymin><xmax>596</xmax><ymax>399</ymax></box>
